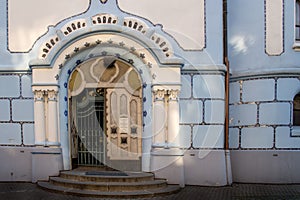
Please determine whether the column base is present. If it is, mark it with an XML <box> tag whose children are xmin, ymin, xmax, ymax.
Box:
<box><xmin>46</xmin><ymin>141</ymin><xmax>61</xmax><ymax>146</ymax></box>
<box><xmin>150</xmin><ymin>148</ymin><xmax>185</xmax><ymax>187</ymax></box>
<box><xmin>35</xmin><ymin>142</ymin><xmax>46</xmax><ymax>146</ymax></box>
<box><xmin>31</xmin><ymin>147</ymin><xmax>63</xmax><ymax>182</ymax></box>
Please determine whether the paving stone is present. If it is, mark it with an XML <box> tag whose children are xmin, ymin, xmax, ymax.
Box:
<box><xmin>1</xmin><ymin>183</ymin><xmax>300</xmax><ymax>200</ymax></box>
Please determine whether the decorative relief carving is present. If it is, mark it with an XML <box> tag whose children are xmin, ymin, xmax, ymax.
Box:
<box><xmin>120</xmin><ymin>94</ymin><xmax>128</xmax><ymax>116</ymax></box>
<box><xmin>123</xmin><ymin>17</ymin><xmax>149</xmax><ymax>34</ymax></box>
<box><xmin>152</xmin><ymin>74</ymin><xmax>157</xmax><ymax>80</ymax></box>
<box><xmin>39</xmin><ymin>14</ymin><xmax>175</xmax><ymax>61</ymax></box>
<box><xmin>130</xmin><ymin>100</ymin><xmax>138</xmax><ymax>125</ymax></box>
<box><xmin>168</xmin><ymin>90</ymin><xmax>179</xmax><ymax>101</ymax></box>
<box><xmin>151</xmin><ymin>33</ymin><xmax>172</xmax><ymax>57</ymax></box>
<box><xmin>41</xmin><ymin>36</ymin><xmax>59</xmax><ymax>58</ymax></box>
<box><xmin>154</xmin><ymin>89</ymin><xmax>179</xmax><ymax>102</ymax></box>
<box><xmin>34</xmin><ymin>90</ymin><xmax>45</xmax><ymax>101</ymax></box>
<box><xmin>92</xmin><ymin>14</ymin><xmax>118</xmax><ymax>25</ymax></box>
<box><xmin>47</xmin><ymin>90</ymin><xmax>58</xmax><ymax>101</ymax></box>
<box><xmin>62</xmin><ymin>20</ymin><xmax>87</xmax><ymax>36</ymax></box>
<box><xmin>153</xmin><ymin>89</ymin><xmax>166</xmax><ymax>101</ymax></box>
<box><xmin>119</xmin><ymin>117</ymin><xmax>129</xmax><ymax>133</ymax></box>
<box><xmin>89</xmin><ymin>58</ymin><xmax>120</xmax><ymax>83</ymax></box>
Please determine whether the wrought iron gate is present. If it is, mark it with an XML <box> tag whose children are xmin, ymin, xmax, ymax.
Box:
<box><xmin>68</xmin><ymin>58</ymin><xmax>143</xmax><ymax>170</ymax></box>
<box><xmin>71</xmin><ymin>89</ymin><xmax>106</xmax><ymax>166</ymax></box>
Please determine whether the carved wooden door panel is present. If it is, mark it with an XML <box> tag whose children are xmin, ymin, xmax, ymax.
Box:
<box><xmin>106</xmin><ymin>88</ymin><xmax>142</xmax><ymax>160</ymax></box>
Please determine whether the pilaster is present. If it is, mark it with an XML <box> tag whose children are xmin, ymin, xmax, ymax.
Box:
<box><xmin>167</xmin><ymin>89</ymin><xmax>180</xmax><ymax>147</ymax></box>
<box><xmin>33</xmin><ymin>90</ymin><xmax>46</xmax><ymax>146</ymax></box>
<box><xmin>153</xmin><ymin>89</ymin><xmax>167</xmax><ymax>147</ymax></box>
<box><xmin>46</xmin><ymin>90</ymin><xmax>59</xmax><ymax>146</ymax></box>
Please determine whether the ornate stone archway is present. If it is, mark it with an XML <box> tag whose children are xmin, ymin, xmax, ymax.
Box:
<box><xmin>29</xmin><ymin>0</ymin><xmax>183</xmax><ymax>172</ymax></box>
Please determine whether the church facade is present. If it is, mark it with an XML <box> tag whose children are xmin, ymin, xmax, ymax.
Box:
<box><xmin>0</xmin><ymin>0</ymin><xmax>299</xmax><ymax>186</ymax></box>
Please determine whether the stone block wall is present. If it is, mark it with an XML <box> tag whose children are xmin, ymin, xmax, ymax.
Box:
<box><xmin>0</xmin><ymin>73</ymin><xmax>34</xmax><ymax>146</ymax></box>
<box><xmin>229</xmin><ymin>77</ymin><xmax>300</xmax><ymax>150</ymax></box>
<box><xmin>179</xmin><ymin>72</ymin><xmax>225</xmax><ymax>150</ymax></box>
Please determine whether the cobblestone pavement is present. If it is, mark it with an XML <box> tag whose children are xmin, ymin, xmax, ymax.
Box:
<box><xmin>0</xmin><ymin>183</ymin><xmax>300</xmax><ymax>200</ymax></box>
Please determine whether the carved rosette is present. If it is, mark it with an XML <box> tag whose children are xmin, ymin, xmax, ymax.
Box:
<box><xmin>47</xmin><ymin>90</ymin><xmax>58</xmax><ymax>101</ymax></box>
<box><xmin>34</xmin><ymin>90</ymin><xmax>44</xmax><ymax>102</ymax></box>
<box><xmin>153</xmin><ymin>89</ymin><xmax>166</xmax><ymax>102</ymax></box>
<box><xmin>167</xmin><ymin>90</ymin><xmax>179</xmax><ymax>101</ymax></box>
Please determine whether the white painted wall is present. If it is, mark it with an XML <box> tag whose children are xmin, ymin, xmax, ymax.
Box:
<box><xmin>118</xmin><ymin>0</ymin><xmax>205</xmax><ymax>50</ymax></box>
<box><xmin>8</xmin><ymin>0</ymin><xmax>206</xmax><ymax>52</ymax></box>
<box><xmin>8</xmin><ymin>0</ymin><xmax>89</xmax><ymax>51</ymax></box>
<box><xmin>231</xmin><ymin>150</ymin><xmax>300</xmax><ymax>183</ymax></box>
<box><xmin>228</xmin><ymin>0</ymin><xmax>300</xmax><ymax>72</ymax></box>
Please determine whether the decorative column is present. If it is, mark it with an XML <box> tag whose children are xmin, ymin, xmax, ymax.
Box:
<box><xmin>47</xmin><ymin>90</ymin><xmax>59</xmax><ymax>146</ymax></box>
<box><xmin>153</xmin><ymin>89</ymin><xmax>167</xmax><ymax>147</ymax></box>
<box><xmin>34</xmin><ymin>90</ymin><xmax>46</xmax><ymax>146</ymax></box>
<box><xmin>167</xmin><ymin>90</ymin><xmax>180</xmax><ymax>147</ymax></box>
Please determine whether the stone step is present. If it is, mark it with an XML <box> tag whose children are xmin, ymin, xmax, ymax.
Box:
<box><xmin>38</xmin><ymin>181</ymin><xmax>180</xmax><ymax>198</ymax></box>
<box><xmin>59</xmin><ymin>170</ymin><xmax>154</xmax><ymax>182</ymax></box>
<box><xmin>49</xmin><ymin>176</ymin><xmax>167</xmax><ymax>191</ymax></box>
<box><xmin>73</xmin><ymin>165</ymin><xmax>117</xmax><ymax>172</ymax></box>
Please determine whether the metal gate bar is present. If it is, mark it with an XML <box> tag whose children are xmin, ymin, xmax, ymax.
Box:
<box><xmin>76</xmin><ymin>96</ymin><xmax>105</xmax><ymax>166</ymax></box>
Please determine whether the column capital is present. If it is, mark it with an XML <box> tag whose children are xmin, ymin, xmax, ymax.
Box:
<box><xmin>153</xmin><ymin>89</ymin><xmax>167</xmax><ymax>102</ymax></box>
<box><xmin>34</xmin><ymin>90</ymin><xmax>45</xmax><ymax>101</ymax></box>
<box><xmin>47</xmin><ymin>90</ymin><xmax>58</xmax><ymax>101</ymax></box>
<box><xmin>167</xmin><ymin>89</ymin><xmax>180</xmax><ymax>101</ymax></box>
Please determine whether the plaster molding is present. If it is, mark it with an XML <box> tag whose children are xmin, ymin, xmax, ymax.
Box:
<box><xmin>265</xmin><ymin>0</ymin><xmax>284</xmax><ymax>56</ymax></box>
<box><xmin>230</xmin><ymin>68</ymin><xmax>300</xmax><ymax>81</ymax></box>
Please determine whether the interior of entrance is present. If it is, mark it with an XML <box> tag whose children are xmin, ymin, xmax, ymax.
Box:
<box><xmin>68</xmin><ymin>57</ymin><xmax>143</xmax><ymax>172</ymax></box>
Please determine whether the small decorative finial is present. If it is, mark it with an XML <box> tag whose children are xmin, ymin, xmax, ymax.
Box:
<box><xmin>88</xmin><ymin>0</ymin><xmax>119</xmax><ymax>14</ymax></box>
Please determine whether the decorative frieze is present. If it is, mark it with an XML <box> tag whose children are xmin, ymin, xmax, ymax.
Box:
<box><xmin>41</xmin><ymin>36</ymin><xmax>59</xmax><ymax>58</ymax></box>
<box><xmin>123</xmin><ymin>17</ymin><xmax>149</xmax><ymax>34</ymax></box>
<box><xmin>61</xmin><ymin>20</ymin><xmax>87</xmax><ymax>36</ymax></box>
<box><xmin>38</xmin><ymin>14</ymin><xmax>175</xmax><ymax>60</ymax></box>
<box><xmin>92</xmin><ymin>14</ymin><xmax>117</xmax><ymax>25</ymax></box>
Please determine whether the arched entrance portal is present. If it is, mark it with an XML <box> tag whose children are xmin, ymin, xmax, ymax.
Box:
<box><xmin>68</xmin><ymin>56</ymin><xmax>142</xmax><ymax>171</ymax></box>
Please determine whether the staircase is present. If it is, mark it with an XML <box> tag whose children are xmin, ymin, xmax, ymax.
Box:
<box><xmin>37</xmin><ymin>167</ymin><xmax>180</xmax><ymax>198</ymax></box>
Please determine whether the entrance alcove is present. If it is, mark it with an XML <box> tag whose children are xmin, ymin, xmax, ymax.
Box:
<box><xmin>68</xmin><ymin>57</ymin><xmax>144</xmax><ymax>171</ymax></box>
<box><xmin>29</xmin><ymin>0</ymin><xmax>183</xmax><ymax>178</ymax></box>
